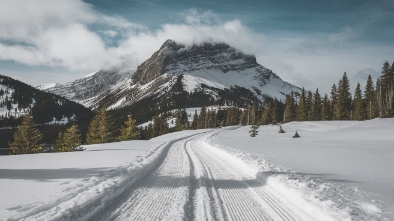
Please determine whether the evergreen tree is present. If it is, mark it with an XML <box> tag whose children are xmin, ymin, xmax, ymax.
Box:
<box><xmin>191</xmin><ymin>110</ymin><xmax>199</xmax><ymax>129</ymax></box>
<box><xmin>306</xmin><ymin>91</ymin><xmax>313</xmax><ymax>120</ymax></box>
<box><xmin>55</xmin><ymin>131</ymin><xmax>64</xmax><ymax>151</ymax></box>
<box><xmin>272</xmin><ymin>101</ymin><xmax>278</xmax><ymax>124</ymax></box>
<box><xmin>9</xmin><ymin>115</ymin><xmax>43</xmax><ymax>154</ymax></box>
<box><xmin>297</xmin><ymin>88</ymin><xmax>307</xmax><ymax>121</ymax></box>
<box><xmin>353</xmin><ymin>83</ymin><xmax>364</xmax><ymax>121</ymax></box>
<box><xmin>284</xmin><ymin>94</ymin><xmax>295</xmax><ymax>123</ymax></box>
<box><xmin>198</xmin><ymin>106</ymin><xmax>207</xmax><ymax>128</ymax></box>
<box><xmin>86</xmin><ymin>106</ymin><xmax>116</xmax><ymax>144</ymax></box>
<box><xmin>118</xmin><ymin>115</ymin><xmax>139</xmax><ymax>141</ymax></box>
<box><xmin>146</xmin><ymin>123</ymin><xmax>153</xmax><ymax>139</ymax></box>
<box><xmin>174</xmin><ymin>110</ymin><xmax>183</xmax><ymax>131</ymax></box>
<box><xmin>159</xmin><ymin>112</ymin><xmax>169</xmax><ymax>135</ymax></box>
<box><xmin>381</xmin><ymin>61</ymin><xmax>392</xmax><ymax>93</ymax></box>
<box><xmin>180</xmin><ymin>108</ymin><xmax>189</xmax><ymax>129</ymax></box>
<box><xmin>249</xmin><ymin>124</ymin><xmax>259</xmax><ymax>137</ymax></box>
<box><xmin>376</xmin><ymin>78</ymin><xmax>383</xmax><ymax>118</ymax></box>
<box><xmin>57</xmin><ymin>124</ymin><xmax>82</xmax><ymax>152</ymax></box>
<box><xmin>364</xmin><ymin>75</ymin><xmax>376</xmax><ymax>119</ymax></box>
<box><xmin>330</xmin><ymin>84</ymin><xmax>339</xmax><ymax>119</ymax></box>
<box><xmin>337</xmin><ymin>73</ymin><xmax>352</xmax><ymax>120</ymax></box>
<box><xmin>226</xmin><ymin>107</ymin><xmax>239</xmax><ymax>126</ymax></box>
<box><xmin>312</xmin><ymin>88</ymin><xmax>321</xmax><ymax>121</ymax></box>
<box><xmin>321</xmin><ymin>94</ymin><xmax>331</xmax><ymax>120</ymax></box>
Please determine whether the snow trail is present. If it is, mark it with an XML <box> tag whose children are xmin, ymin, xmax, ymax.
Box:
<box><xmin>17</xmin><ymin>129</ymin><xmax>344</xmax><ymax>221</ymax></box>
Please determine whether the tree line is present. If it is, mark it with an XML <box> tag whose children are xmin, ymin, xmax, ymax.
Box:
<box><xmin>6</xmin><ymin>60</ymin><xmax>394</xmax><ymax>154</ymax></box>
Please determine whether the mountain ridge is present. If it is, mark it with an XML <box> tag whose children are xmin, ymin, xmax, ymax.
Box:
<box><xmin>37</xmin><ymin>40</ymin><xmax>300</xmax><ymax>122</ymax></box>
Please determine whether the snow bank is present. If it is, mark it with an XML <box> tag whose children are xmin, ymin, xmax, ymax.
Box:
<box><xmin>213</xmin><ymin>119</ymin><xmax>394</xmax><ymax>220</ymax></box>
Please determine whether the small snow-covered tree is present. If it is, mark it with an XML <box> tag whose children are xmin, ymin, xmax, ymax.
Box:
<box><xmin>249</xmin><ymin>124</ymin><xmax>259</xmax><ymax>137</ymax></box>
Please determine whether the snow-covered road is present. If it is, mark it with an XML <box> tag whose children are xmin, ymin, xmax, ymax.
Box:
<box><xmin>14</xmin><ymin>130</ymin><xmax>346</xmax><ymax>221</ymax></box>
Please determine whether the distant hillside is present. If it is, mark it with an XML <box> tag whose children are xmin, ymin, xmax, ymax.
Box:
<box><xmin>0</xmin><ymin>75</ymin><xmax>94</xmax><ymax>152</ymax></box>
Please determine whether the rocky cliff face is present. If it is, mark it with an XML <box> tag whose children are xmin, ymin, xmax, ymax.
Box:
<box><xmin>132</xmin><ymin>40</ymin><xmax>258</xmax><ymax>85</ymax></box>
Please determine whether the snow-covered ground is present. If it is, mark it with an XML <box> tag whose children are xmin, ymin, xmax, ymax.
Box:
<box><xmin>0</xmin><ymin>119</ymin><xmax>393</xmax><ymax>220</ymax></box>
<box><xmin>214</xmin><ymin>119</ymin><xmax>394</xmax><ymax>220</ymax></box>
<box><xmin>0</xmin><ymin>130</ymin><xmax>207</xmax><ymax>220</ymax></box>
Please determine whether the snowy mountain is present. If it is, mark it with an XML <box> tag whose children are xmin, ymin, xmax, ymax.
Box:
<box><xmin>101</xmin><ymin>40</ymin><xmax>300</xmax><ymax>110</ymax></box>
<box><xmin>37</xmin><ymin>40</ymin><xmax>299</xmax><ymax>111</ymax></box>
<box><xmin>36</xmin><ymin>69</ymin><xmax>132</xmax><ymax>107</ymax></box>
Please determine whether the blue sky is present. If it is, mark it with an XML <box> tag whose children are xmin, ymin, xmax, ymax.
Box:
<box><xmin>0</xmin><ymin>0</ymin><xmax>393</xmax><ymax>94</ymax></box>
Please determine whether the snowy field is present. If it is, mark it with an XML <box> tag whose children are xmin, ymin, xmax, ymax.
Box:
<box><xmin>0</xmin><ymin>130</ymin><xmax>208</xmax><ymax>220</ymax></box>
<box><xmin>0</xmin><ymin>119</ymin><xmax>393</xmax><ymax>220</ymax></box>
<box><xmin>214</xmin><ymin>119</ymin><xmax>394</xmax><ymax>220</ymax></box>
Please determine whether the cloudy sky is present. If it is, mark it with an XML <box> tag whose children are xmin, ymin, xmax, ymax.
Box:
<box><xmin>1</xmin><ymin>0</ymin><xmax>393</xmax><ymax>94</ymax></box>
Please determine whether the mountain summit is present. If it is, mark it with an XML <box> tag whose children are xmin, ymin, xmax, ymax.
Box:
<box><xmin>38</xmin><ymin>40</ymin><xmax>300</xmax><ymax>122</ymax></box>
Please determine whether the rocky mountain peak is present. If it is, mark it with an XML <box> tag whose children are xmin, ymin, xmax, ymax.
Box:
<box><xmin>132</xmin><ymin>40</ymin><xmax>258</xmax><ymax>85</ymax></box>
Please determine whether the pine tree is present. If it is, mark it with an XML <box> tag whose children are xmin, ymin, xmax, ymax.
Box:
<box><xmin>330</xmin><ymin>84</ymin><xmax>339</xmax><ymax>119</ymax></box>
<box><xmin>353</xmin><ymin>83</ymin><xmax>364</xmax><ymax>121</ymax></box>
<box><xmin>306</xmin><ymin>91</ymin><xmax>313</xmax><ymax>120</ymax></box>
<box><xmin>57</xmin><ymin>124</ymin><xmax>82</xmax><ymax>152</ymax></box>
<box><xmin>260</xmin><ymin>106</ymin><xmax>269</xmax><ymax>125</ymax></box>
<box><xmin>284</xmin><ymin>94</ymin><xmax>295</xmax><ymax>123</ymax></box>
<box><xmin>198</xmin><ymin>106</ymin><xmax>207</xmax><ymax>129</ymax></box>
<box><xmin>191</xmin><ymin>110</ymin><xmax>198</xmax><ymax>129</ymax></box>
<box><xmin>86</xmin><ymin>106</ymin><xmax>116</xmax><ymax>144</ymax></box>
<box><xmin>226</xmin><ymin>107</ymin><xmax>239</xmax><ymax>126</ymax></box>
<box><xmin>158</xmin><ymin>112</ymin><xmax>169</xmax><ymax>135</ymax></box>
<box><xmin>381</xmin><ymin>61</ymin><xmax>392</xmax><ymax>94</ymax></box>
<box><xmin>9</xmin><ymin>115</ymin><xmax>43</xmax><ymax>154</ymax></box>
<box><xmin>297</xmin><ymin>88</ymin><xmax>307</xmax><ymax>121</ymax></box>
<box><xmin>174</xmin><ymin>110</ymin><xmax>183</xmax><ymax>131</ymax></box>
<box><xmin>312</xmin><ymin>88</ymin><xmax>321</xmax><ymax>121</ymax></box>
<box><xmin>321</xmin><ymin>94</ymin><xmax>331</xmax><ymax>120</ymax></box>
<box><xmin>180</xmin><ymin>108</ymin><xmax>189</xmax><ymax>129</ymax></box>
<box><xmin>249</xmin><ymin>124</ymin><xmax>259</xmax><ymax>137</ymax></box>
<box><xmin>376</xmin><ymin>78</ymin><xmax>383</xmax><ymax>118</ymax></box>
<box><xmin>364</xmin><ymin>75</ymin><xmax>376</xmax><ymax>119</ymax></box>
<box><xmin>272</xmin><ymin>101</ymin><xmax>278</xmax><ymax>124</ymax></box>
<box><xmin>55</xmin><ymin>131</ymin><xmax>64</xmax><ymax>151</ymax></box>
<box><xmin>118</xmin><ymin>115</ymin><xmax>139</xmax><ymax>141</ymax></box>
<box><xmin>337</xmin><ymin>73</ymin><xmax>352</xmax><ymax>120</ymax></box>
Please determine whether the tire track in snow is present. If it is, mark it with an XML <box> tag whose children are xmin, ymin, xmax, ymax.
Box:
<box><xmin>89</xmin><ymin>135</ymin><xmax>197</xmax><ymax>221</ymax></box>
<box><xmin>18</xmin><ymin>129</ymin><xmax>335</xmax><ymax>221</ymax></box>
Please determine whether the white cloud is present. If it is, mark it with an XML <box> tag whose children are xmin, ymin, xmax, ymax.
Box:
<box><xmin>0</xmin><ymin>0</ymin><xmax>391</xmax><ymax>94</ymax></box>
<box><xmin>0</xmin><ymin>1</ymin><xmax>263</xmax><ymax>74</ymax></box>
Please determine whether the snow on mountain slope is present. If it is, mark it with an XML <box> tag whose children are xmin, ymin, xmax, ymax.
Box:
<box><xmin>0</xmin><ymin>84</ymin><xmax>33</xmax><ymax>118</ymax></box>
<box><xmin>98</xmin><ymin>40</ymin><xmax>300</xmax><ymax>110</ymax></box>
<box><xmin>39</xmin><ymin>40</ymin><xmax>300</xmax><ymax>111</ymax></box>
<box><xmin>35</xmin><ymin>83</ymin><xmax>62</xmax><ymax>91</ymax></box>
<box><xmin>35</xmin><ymin>69</ymin><xmax>133</xmax><ymax>108</ymax></box>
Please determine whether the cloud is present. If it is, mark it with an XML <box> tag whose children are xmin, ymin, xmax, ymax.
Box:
<box><xmin>0</xmin><ymin>0</ymin><xmax>391</xmax><ymax>95</ymax></box>
<box><xmin>0</xmin><ymin>2</ymin><xmax>264</xmax><ymax>73</ymax></box>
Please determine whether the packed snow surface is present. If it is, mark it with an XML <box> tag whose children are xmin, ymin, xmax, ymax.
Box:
<box><xmin>215</xmin><ymin>119</ymin><xmax>394</xmax><ymax>220</ymax></box>
<box><xmin>1</xmin><ymin>120</ymin><xmax>392</xmax><ymax>220</ymax></box>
